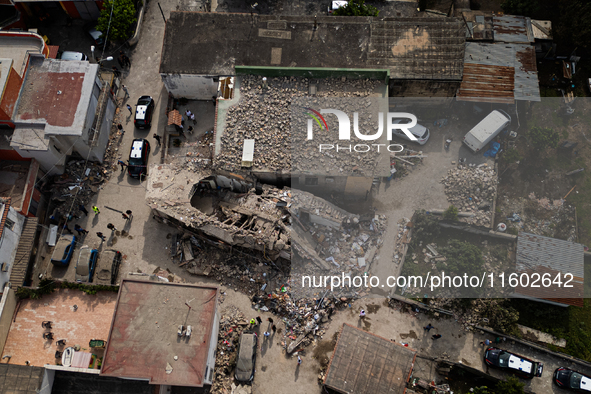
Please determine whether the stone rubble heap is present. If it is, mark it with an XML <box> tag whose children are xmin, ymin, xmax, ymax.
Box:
<box><xmin>441</xmin><ymin>164</ymin><xmax>497</xmax><ymax>226</ymax></box>
<box><xmin>51</xmin><ymin>160</ymin><xmax>109</xmax><ymax>217</ymax></box>
<box><xmin>216</xmin><ymin>75</ymin><xmax>384</xmax><ymax>176</ymax></box>
<box><xmin>211</xmin><ymin>306</ymin><xmax>251</xmax><ymax>394</ymax></box>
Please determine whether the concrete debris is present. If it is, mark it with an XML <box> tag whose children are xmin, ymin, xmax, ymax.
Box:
<box><xmin>498</xmin><ymin>193</ymin><xmax>576</xmax><ymax>241</ymax></box>
<box><xmin>441</xmin><ymin>165</ymin><xmax>497</xmax><ymax>226</ymax></box>
<box><xmin>211</xmin><ymin>306</ymin><xmax>249</xmax><ymax>394</ymax></box>
<box><xmin>215</xmin><ymin>75</ymin><xmax>384</xmax><ymax>176</ymax></box>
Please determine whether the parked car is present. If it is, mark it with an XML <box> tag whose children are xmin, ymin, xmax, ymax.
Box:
<box><xmin>554</xmin><ymin>367</ymin><xmax>591</xmax><ymax>392</ymax></box>
<box><xmin>87</xmin><ymin>26</ymin><xmax>105</xmax><ymax>47</ymax></box>
<box><xmin>462</xmin><ymin>109</ymin><xmax>511</xmax><ymax>152</ymax></box>
<box><xmin>484</xmin><ymin>347</ymin><xmax>543</xmax><ymax>379</ymax></box>
<box><xmin>50</xmin><ymin>235</ymin><xmax>77</xmax><ymax>266</ymax></box>
<box><xmin>134</xmin><ymin>96</ymin><xmax>155</xmax><ymax>129</ymax></box>
<box><xmin>389</xmin><ymin>119</ymin><xmax>430</xmax><ymax>145</ymax></box>
<box><xmin>95</xmin><ymin>249</ymin><xmax>122</xmax><ymax>285</ymax></box>
<box><xmin>235</xmin><ymin>332</ymin><xmax>257</xmax><ymax>383</ymax></box>
<box><xmin>75</xmin><ymin>246</ymin><xmax>98</xmax><ymax>282</ymax></box>
<box><xmin>128</xmin><ymin>139</ymin><xmax>151</xmax><ymax>179</ymax></box>
<box><xmin>59</xmin><ymin>51</ymin><xmax>89</xmax><ymax>61</ymax></box>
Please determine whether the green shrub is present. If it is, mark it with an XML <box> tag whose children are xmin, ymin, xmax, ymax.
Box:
<box><xmin>443</xmin><ymin>205</ymin><xmax>458</xmax><ymax>221</ymax></box>
<box><xmin>529</xmin><ymin>126</ymin><xmax>560</xmax><ymax>150</ymax></box>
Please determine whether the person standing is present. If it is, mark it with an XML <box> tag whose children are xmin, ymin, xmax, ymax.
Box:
<box><xmin>123</xmin><ymin>85</ymin><xmax>130</xmax><ymax>99</ymax></box>
<box><xmin>107</xmin><ymin>223</ymin><xmax>117</xmax><ymax>232</ymax></box>
<box><xmin>112</xmin><ymin>66</ymin><xmax>121</xmax><ymax>78</ymax></box>
<box><xmin>96</xmin><ymin>232</ymin><xmax>106</xmax><ymax>241</ymax></box>
<box><xmin>297</xmin><ymin>356</ymin><xmax>302</xmax><ymax>365</ymax></box>
<box><xmin>360</xmin><ymin>310</ymin><xmax>366</xmax><ymax>318</ymax></box>
<box><xmin>126</xmin><ymin>210</ymin><xmax>133</xmax><ymax>219</ymax></box>
<box><xmin>263</xmin><ymin>331</ymin><xmax>270</xmax><ymax>338</ymax></box>
<box><xmin>424</xmin><ymin>324</ymin><xmax>434</xmax><ymax>332</ymax></box>
<box><xmin>123</xmin><ymin>53</ymin><xmax>131</xmax><ymax>68</ymax></box>
<box><xmin>92</xmin><ymin>205</ymin><xmax>100</xmax><ymax>215</ymax></box>
<box><xmin>79</xmin><ymin>204</ymin><xmax>89</xmax><ymax>216</ymax></box>
<box><xmin>268</xmin><ymin>317</ymin><xmax>274</xmax><ymax>324</ymax></box>
<box><xmin>153</xmin><ymin>134</ymin><xmax>161</xmax><ymax>147</ymax></box>
<box><xmin>74</xmin><ymin>224</ymin><xmax>88</xmax><ymax>236</ymax></box>
<box><xmin>117</xmin><ymin>123</ymin><xmax>123</xmax><ymax>132</ymax></box>
<box><xmin>272</xmin><ymin>324</ymin><xmax>276</xmax><ymax>334</ymax></box>
<box><xmin>126</xmin><ymin>104</ymin><xmax>132</xmax><ymax>115</ymax></box>
<box><xmin>249</xmin><ymin>318</ymin><xmax>256</xmax><ymax>327</ymax></box>
<box><xmin>256</xmin><ymin>316</ymin><xmax>262</xmax><ymax>326</ymax></box>
<box><xmin>118</xmin><ymin>160</ymin><xmax>127</xmax><ymax>171</ymax></box>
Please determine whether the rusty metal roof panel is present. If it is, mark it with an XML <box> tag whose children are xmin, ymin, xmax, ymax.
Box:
<box><xmin>460</xmin><ymin>42</ymin><xmax>540</xmax><ymax>102</ymax></box>
<box><xmin>493</xmin><ymin>15</ymin><xmax>534</xmax><ymax>43</ymax></box>
<box><xmin>517</xmin><ymin>233</ymin><xmax>584</xmax><ymax>278</ymax></box>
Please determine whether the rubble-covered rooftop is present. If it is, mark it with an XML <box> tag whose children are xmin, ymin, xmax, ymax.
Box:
<box><xmin>160</xmin><ymin>13</ymin><xmax>465</xmax><ymax>80</ymax></box>
<box><xmin>215</xmin><ymin>75</ymin><xmax>390</xmax><ymax>177</ymax></box>
<box><xmin>101</xmin><ymin>280</ymin><xmax>218</xmax><ymax>387</ymax></box>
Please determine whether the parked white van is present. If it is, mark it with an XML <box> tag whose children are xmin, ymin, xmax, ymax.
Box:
<box><xmin>462</xmin><ymin>110</ymin><xmax>511</xmax><ymax>152</ymax></box>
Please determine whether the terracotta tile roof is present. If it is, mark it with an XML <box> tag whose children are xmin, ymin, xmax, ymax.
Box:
<box><xmin>167</xmin><ymin>109</ymin><xmax>182</xmax><ymax>126</ymax></box>
<box><xmin>9</xmin><ymin>216</ymin><xmax>38</xmax><ymax>287</ymax></box>
<box><xmin>0</xmin><ymin>197</ymin><xmax>11</xmax><ymax>241</ymax></box>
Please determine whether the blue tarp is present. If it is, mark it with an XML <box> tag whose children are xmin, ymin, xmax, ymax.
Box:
<box><xmin>483</xmin><ymin>141</ymin><xmax>500</xmax><ymax>157</ymax></box>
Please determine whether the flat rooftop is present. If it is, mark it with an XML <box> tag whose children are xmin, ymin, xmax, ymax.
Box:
<box><xmin>101</xmin><ymin>280</ymin><xmax>218</xmax><ymax>387</ymax></box>
<box><xmin>160</xmin><ymin>13</ymin><xmax>465</xmax><ymax>80</ymax></box>
<box><xmin>324</xmin><ymin>323</ymin><xmax>416</xmax><ymax>394</ymax></box>
<box><xmin>0</xmin><ymin>32</ymin><xmax>46</xmax><ymax>77</ymax></box>
<box><xmin>0</xmin><ymin>364</ymin><xmax>43</xmax><ymax>394</ymax></box>
<box><xmin>1</xmin><ymin>288</ymin><xmax>117</xmax><ymax>367</ymax></box>
<box><xmin>12</xmin><ymin>56</ymin><xmax>98</xmax><ymax>137</ymax></box>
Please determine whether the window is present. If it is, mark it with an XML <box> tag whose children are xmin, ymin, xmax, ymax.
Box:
<box><xmin>304</xmin><ymin>177</ymin><xmax>318</xmax><ymax>186</ymax></box>
<box><xmin>4</xmin><ymin>218</ymin><xmax>14</xmax><ymax>231</ymax></box>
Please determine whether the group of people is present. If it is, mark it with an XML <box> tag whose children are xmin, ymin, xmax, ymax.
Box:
<box><xmin>118</xmin><ymin>51</ymin><xmax>131</xmax><ymax>69</ymax></box>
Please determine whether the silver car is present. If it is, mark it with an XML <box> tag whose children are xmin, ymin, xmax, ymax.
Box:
<box><xmin>390</xmin><ymin>119</ymin><xmax>430</xmax><ymax>145</ymax></box>
<box><xmin>235</xmin><ymin>332</ymin><xmax>257</xmax><ymax>383</ymax></box>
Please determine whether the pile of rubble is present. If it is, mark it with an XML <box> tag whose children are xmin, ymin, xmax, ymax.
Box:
<box><xmin>441</xmin><ymin>164</ymin><xmax>497</xmax><ymax>227</ymax></box>
<box><xmin>251</xmin><ymin>290</ymin><xmax>347</xmax><ymax>353</ymax></box>
<box><xmin>497</xmin><ymin>193</ymin><xmax>576</xmax><ymax>241</ymax></box>
<box><xmin>51</xmin><ymin>159</ymin><xmax>109</xmax><ymax>216</ymax></box>
<box><xmin>211</xmin><ymin>306</ymin><xmax>251</xmax><ymax>394</ymax></box>
<box><xmin>290</xmin><ymin>192</ymin><xmax>387</xmax><ymax>299</ymax></box>
<box><xmin>392</xmin><ymin>217</ymin><xmax>412</xmax><ymax>267</ymax></box>
<box><xmin>215</xmin><ymin>75</ymin><xmax>385</xmax><ymax>176</ymax></box>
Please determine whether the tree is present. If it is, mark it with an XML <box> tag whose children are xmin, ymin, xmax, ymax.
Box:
<box><xmin>528</xmin><ymin>126</ymin><xmax>559</xmax><ymax>150</ymax></box>
<box><xmin>332</xmin><ymin>0</ymin><xmax>379</xmax><ymax>17</ymax></box>
<box><xmin>443</xmin><ymin>205</ymin><xmax>458</xmax><ymax>221</ymax></box>
<box><xmin>495</xmin><ymin>375</ymin><xmax>525</xmax><ymax>394</ymax></box>
<box><xmin>501</xmin><ymin>0</ymin><xmax>539</xmax><ymax>16</ymax></box>
<box><xmin>97</xmin><ymin>0</ymin><xmax>137</xmax><ymax>42</ymax></box>
<box><xmin>473</xmin><ymin>387</ymin><xmax>492</xmax><ymax>394</ymax></box>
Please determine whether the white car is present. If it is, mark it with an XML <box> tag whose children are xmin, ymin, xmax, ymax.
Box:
<box><xmin>390</xmin><ymin>119</ymin><xmax>430</xmax><ymax>145</ymax></box>
<box><xmin>60</xmin><ymin>51</ymin><xmax>89</xmax><ymax>61</ymax></box>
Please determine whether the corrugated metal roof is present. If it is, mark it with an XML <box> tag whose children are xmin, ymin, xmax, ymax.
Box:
<box><xmin>457</xmin><ymin>42</ymin><xmax>540</xmax><ymax>102</ymax></box>
<box><xmin>493</xmin><ymin>15</ymin><xmax>534</xmax><ymax>44</ymax></box>
<box><xmin>516</xmin><ymin>232</ymin><xmax>584</xmax><ymax>277</ymax></box>
<box><xmin>9</xmin><ymin>216</ymin><xmax>38</xmax><ymax>287</ymax></box>
<box><xmin>324</xmin><ymin>323</ymin><xmax>416</xmax><ymax>394</ymax></box>
<box><xmin>514</xmin><ymin>233</ymin><xmax>584</xmax><ymax>306</ymax></box>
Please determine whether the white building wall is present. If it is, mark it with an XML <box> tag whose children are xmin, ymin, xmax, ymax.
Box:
<box><xmin>161</xmin><ymin>74</ymin><xmax>218</xmax><ymax>100</ymax></box>
<box><xmin>0</xmin><ymin>205</ymin><xmax>25</xmax><ymax>289</ymax></box>
<box><xmin>12</xmin><ymin>143</ymin><xmax>64</xmax><ymax>175</ymax></box>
